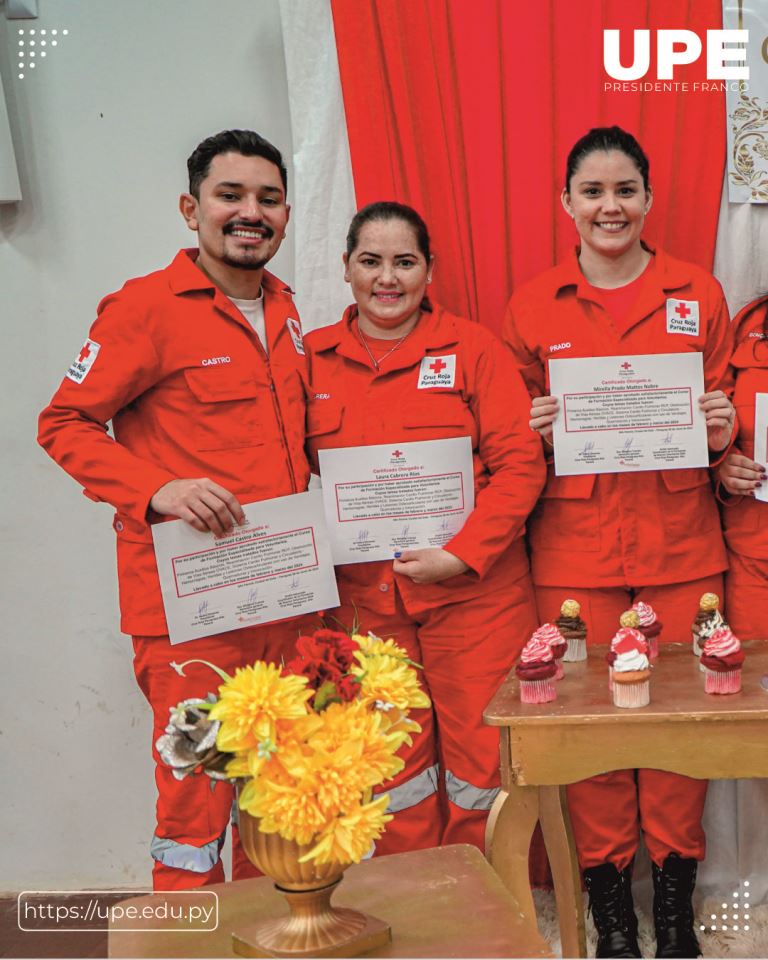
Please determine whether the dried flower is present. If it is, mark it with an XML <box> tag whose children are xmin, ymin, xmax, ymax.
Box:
<box><xmin>155</xmin><ymin>697</ymin><xmax>230</xmax><ymax>781</ymax></box>
<box><xmin>159</xmin><ymin>626</ymin><xmax>428</xmax><ymax>864</ymax></box>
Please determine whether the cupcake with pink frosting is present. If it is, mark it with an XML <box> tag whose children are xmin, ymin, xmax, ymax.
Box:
<box><xmin>516</xmin><ymin>634</ymin><xmax>558</xmax><ymax>704</ymax></box>
<box><xmin>607</xmin><ymin>614</ymin><xmax>648</xmax><ymax>689</ymax></box>
<box><xmin>610</xmin><ymin>628</ymin><xmax>651</xmax><ymax>708</ymax></box>
<box><xmin>534</xmin><ymin>623</ymin><xmax>567</xmax><ymax>679</ymax></box>
<box><xmin>701</xmin><ymin>627</ymin><xmax>745</xmax><ymax>695</ymax></box>
<box><xmin>632</xmin><ymin>601</ymin><xmax>662</xmax><ymax>659</ymax></box>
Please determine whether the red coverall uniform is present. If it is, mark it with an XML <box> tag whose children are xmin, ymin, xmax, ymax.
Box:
<box><xmin>38</xmin><ymin>249</ymin><xmax>310</xmax><ymax>889</ymax></box>
<box><xmin>720</xmin><ymin>295</ymin><xmax>768</xmax><ymax>637</ymax></box>
<box><xmin>503</xmin><ymin>246</ymin><xmax>734</xmax><ymax>870</ymax></box>
<box><xmin>305</xmin><ymin>304</ymin><xmax>545</xmax><ymax>852</ymax></box>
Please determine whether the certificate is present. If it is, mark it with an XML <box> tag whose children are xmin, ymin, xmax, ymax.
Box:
<box><xmin>151</xmin><ymin>490</ymin><xmax>339</xmax><ymax>645</ymax></box>
<box><xmin>548</xmin><ymin>352</ymin><xmax>709</xmax><ymax>476</ymax></box>
<box><xmin>754</xmin><ymin>393</ymin><xmax>768</xmax><ymax>504</ymax></box>
<box><xmin>317</xmin><ymin>437</ymin><xmax>475</xmax><ymax>564</ymax></box>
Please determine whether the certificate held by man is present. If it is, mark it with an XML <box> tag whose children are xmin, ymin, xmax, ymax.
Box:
<box><xmin>318</xmin><ymin>437</ymin><xmax>475</xmax><ymax>564</ymax></box>
<box><xmin>151</xmin><ymin>490</ymin><xmax>339</xmax><ymax>644</ymax></box>
<box><xmin>549</xmin><ymin>352</ymin><xmax>709</xmax><ymax>476</ymax></box>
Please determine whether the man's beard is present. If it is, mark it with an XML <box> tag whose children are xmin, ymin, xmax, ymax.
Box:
<box><xmin>223</xmin><ymin>253</ymin><xmax>269</xmax><ymax>271</ymax></box>
<box><xmin>222</xmin><ymin>221</ymin><xmax>274</xmax><ymax>271</ymax></box>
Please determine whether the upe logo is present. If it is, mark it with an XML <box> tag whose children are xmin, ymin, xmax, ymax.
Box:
<box><xmin>604</xmin><ymin>30</ymin><xmax>748</xmax><ymax>81</ymax></box>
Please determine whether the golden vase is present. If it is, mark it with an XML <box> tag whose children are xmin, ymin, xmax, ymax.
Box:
<box><xmin>232</xmin><ymin>810</ymin><xmax>391</xmax><ymax>958</ymax></box>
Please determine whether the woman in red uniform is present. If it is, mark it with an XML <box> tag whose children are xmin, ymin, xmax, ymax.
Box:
<box><xmin>718</xmin><ymin>294</ymin><xmax>768</xmax><ymax>627</ymax></box>
<box><xmin>715</xmin><ymin>295</ymin><xmax>768</xmax><ymax>903</ymax></box>
<box><xmin>305</xmin><ymin>201</ymin><xmax>545</xmax><ymax>854</ymax></box>
<box><xmin>503</xmin><ymin>127</ymin><xmax>735</xmax><ymax>959</ymax></box>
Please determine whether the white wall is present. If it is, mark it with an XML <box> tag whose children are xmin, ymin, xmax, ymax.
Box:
<box><xmin>0</xmin><ymin>0</ymin><xmax>294</xmax><ymax>890</ymax></box>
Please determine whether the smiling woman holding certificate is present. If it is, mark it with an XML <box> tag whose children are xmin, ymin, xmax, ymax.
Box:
<box><xmin>304</xmin><ymin>201</ymin><xmax>545</xmax><ymax>856</ymax></box>
<box><xmin>503</xmin><ymin>127</ymin><xmax>735</xmax><ymax>958</ymax></box>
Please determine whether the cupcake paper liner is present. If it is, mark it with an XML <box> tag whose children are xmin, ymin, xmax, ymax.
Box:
<box><xmin>554</xmin><ymin>660</ymin><xmax>564</xmax><ymax>680</ymax></box>
<box><xmin>647</xmin><ymin>636</ymin><xmax>659</xmax><ymax>660</ymax></box>
<box><xmin>562</xmin><ymin>637</ymin><xmax>587</xmax><ymax>662</ymax></box>
<box><xmin>704</xmin><ymin>667</ymin><xmax>742</xmax><ymax>695</ymax></box>
<box><xmin>612</xmin><ymin>679</ymin><xmax>650</xmax><ymax>708</ymax></box>
<box><xmin>519</xmin><ymin>677</ymin><xmax>557</xmax><ymax>704</ymax></box>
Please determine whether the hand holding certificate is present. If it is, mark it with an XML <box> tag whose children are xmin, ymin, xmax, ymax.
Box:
<box><xmin>548</xmin><ymin>352</ymin><xmax>709</xmax><ymax>476</ymax></box>
<box><xmin>151</xmin><ymin>490</ymin><xmax>339</xmax><ymax>644</ymax></box>
<box><xmin>318</xmin><ymin>437</ymin><xmax>474</xmax><ymax>564</ymax></box>
<box><xmin>753</xmin><ymin>393</ymin><xmax>768</xmax><ymax>503</ymax></box>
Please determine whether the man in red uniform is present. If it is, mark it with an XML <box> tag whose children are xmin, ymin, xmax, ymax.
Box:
<box><xmin>38</xmin><ymin>130</ymin><xmax>310</xmax><ymax>890</ymax></box>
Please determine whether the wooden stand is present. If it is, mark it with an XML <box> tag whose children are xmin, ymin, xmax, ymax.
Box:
<box><xmin>232</xmin><ymin>879</ymin><xmax>391</xmax><ymax>958</ymax></box>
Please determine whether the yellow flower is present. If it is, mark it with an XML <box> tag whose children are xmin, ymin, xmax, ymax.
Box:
<box><xmin>240</xmin><ymin>773</ymin><xmax>328</xmax><ymax>846</ymax></box>
<box><xmin>352</xmin><ymin>652</ymin><xmax>431</xmax><ymax>711</ymax></box>
<box><xmin>209</xmin><ymin>662</ymin><xmax>311</xmax><ymax>753</ymax></box>
<box><xmin>300</xmin><ymin>795</ymin><xmax>393</xmax><ymax>865</ymax></box>
<box><xmin>353</xmin><ymin>632</ymin><xmax>414</xmax><ymax>663</ymax></box>
<box><xmin>376</xmin><ymin>705</ymin><xmax>423</xmax><ymax>746</ymax></box>
<box><xmin>224</xmin><ymin>753</ymin><xmax>251</xmax><ymax>779</ymax></box>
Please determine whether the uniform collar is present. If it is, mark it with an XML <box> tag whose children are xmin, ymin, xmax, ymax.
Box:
<box><xmin>545</xmin><ymin>244</ymin><xmax>696</xmax><ymax>335</ymax></box>
<box><xmin>548</xmin><ymin>243</ymin><xmax>693</xmax><ymax>302</ymax></box>
<box><xmin>310</xmin><ymin>303</ymin><xmax>460</xmax><ymax>373</ymax></box>
<box><xmin>166</xmin><ymin>248</ymin><xmax>293</xmax><ymax>298</ymax></box>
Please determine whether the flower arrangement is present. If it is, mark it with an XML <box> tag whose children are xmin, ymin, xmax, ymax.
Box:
<box><xmin>156</xmin><ymin>629</ymin><xmax>429</xmax><ymax>865</ymax></box>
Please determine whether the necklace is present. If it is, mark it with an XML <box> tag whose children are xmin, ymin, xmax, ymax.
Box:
<box><xmin>357</xmin><ymin>319</ymin><xmax>415</xmax><ymax>371</ymax></box>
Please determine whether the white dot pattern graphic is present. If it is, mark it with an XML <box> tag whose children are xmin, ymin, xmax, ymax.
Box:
<box><xmin>700</xmin><ymin>881</ymin><xmax>753</xmax><ymax>934</ymax></box>
<box><xmin>14</xmin><ymin>27</ymin><xmax>69</xmax><ymax>79</ymax></box>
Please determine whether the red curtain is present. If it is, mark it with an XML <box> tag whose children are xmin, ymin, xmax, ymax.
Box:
<box><xmin>330</xmin><ymin>0</ymin><xmax>725</xmax><ymax>336</ymax></box>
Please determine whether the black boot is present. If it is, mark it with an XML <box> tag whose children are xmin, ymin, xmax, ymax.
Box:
<box><xmin>584</xmin><ymin>862</ymin><xmax>641</xmax><ymax>958</ymax></box>
<box><xmin>652</xmin><ymin>854</ymin><xmax>701</xmax><ymax>958</ymax></box>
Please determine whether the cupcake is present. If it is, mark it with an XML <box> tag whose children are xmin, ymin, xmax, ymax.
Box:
<box><xmin>701</xmin><ymin>626</ymin><xmax>745</xmax><ymax>694</ymax></box>
<box><xmin>610</xmin><ymin>628</ymin><xmax>651</xmax><ymax>708</ymax></box>
<box><xmin>608</xmin><ymin>613</ymin><xmax>649</xmax><ymax>689</ymax></box>
<box><xmin>516</xmin><ymin>634</ymin><xmax>558</xmax><ymax>704</ymax></box>
<box><xmin>556</xmin><ymin>599</ymin><xmax>587</xmax><ymax>662</ymax></box>
<box><xmin>632</xmin><ymin>601</ymin><xmax>662</xmax><ymax>660</ymax></box>
<box><xmin>691</xmin><ymin>593</ymin><xmax>725</xmax><ymax>660</ymax></box>
<box><xmin>534</xmin><ymin>623</ymin><xmax>567</xmax><ymax>679</ymax></box>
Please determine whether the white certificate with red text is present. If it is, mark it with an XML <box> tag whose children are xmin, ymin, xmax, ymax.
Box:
<box><xmin>548</xmin><ymin>353</ymin><xmax>709</xmax><ymax>476</ymax></box>
<box><xmin>151</xmin><ymin>490</ymin><xmax>339</xmax><ymax>644</ymax></box>
<box><xmin>753</xmin><ymin>393</ymin><xmax>768</xmax><ymax>503</ymax></box>
<box><xmin>317</xmin><ymin>437</ymin><xmax>474</xmax><ymax>564</ymax></box>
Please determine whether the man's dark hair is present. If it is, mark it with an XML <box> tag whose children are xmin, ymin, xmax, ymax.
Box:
<box><xmin>187</xmin><ymin>130</ymin><xmax>288</xmax><ymax>198</ymax></box>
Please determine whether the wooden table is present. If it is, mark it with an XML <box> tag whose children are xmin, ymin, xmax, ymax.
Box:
<box><xmin>108</xmin><ymin>844</ymin><xmax>552</xmax><ymax>958</ymax></box>
<box><xmin>483</xmin><ymin>640</ymin><xmax>768</xmax><ymax>959</ymax></box>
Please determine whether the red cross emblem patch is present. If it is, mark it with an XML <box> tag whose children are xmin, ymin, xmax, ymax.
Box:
<box><xmin>417</xmin><ymin>354</ymin><xmax>456</xmax><ymax>389</ymax></box>
<box><xmin>66</xmin><ymin>338</ymin><xmax>101</xmax><ymax>384</ymax></box>
<box><xmin>666</xmin><ymin>299</ymin><xmax>699</xmax><ymax>336</ymax></box>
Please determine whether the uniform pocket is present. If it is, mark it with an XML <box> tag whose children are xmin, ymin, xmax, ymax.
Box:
<box><xmin>306</xmin><ymin>400</ymin><xmax>344</xmax><ymax>438</ymax></box>
<box><xmin>659</xmin><ymin>467</ymin><xmax>718</xmax><ymax>535</ymax></box>
<box><xmin>183</xmin><ymin>368</ymin><xmax>262</xmax><ymax>451</ymax></box>
<box><xmin>530</xmin><ymin>473</ymin><xmax>601</xmax><ymax>552</ymax></box>
<box><xmin>401</xmin><ymin>392</ymin><xmax>474</xmax><ymax>442</ymax></box>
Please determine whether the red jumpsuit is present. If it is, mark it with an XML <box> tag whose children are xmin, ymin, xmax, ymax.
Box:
<box><xmin>38</xmin><ymin>249</ymin><xmax>310</xmax><ymax>889</ymax></box>
<box><xmin>503</xmin><ymin>246</ymin><xmax>734</xmax><ymax>869</ymax></box>
<box><xmin>720</xmin><ymin>295</ymin><xmax>768</xmax><ymax>637</ymax></box>
<box><xmin>305</xmin><ymin>304</ymin><xmax>545</xmax><ymax>852</ymax></box>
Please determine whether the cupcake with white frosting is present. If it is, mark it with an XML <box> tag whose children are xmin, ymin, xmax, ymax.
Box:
<box><xmin>610</xmin><ymin>628</ymin><xmax>651</xmax><ymax>708</ymax></box>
